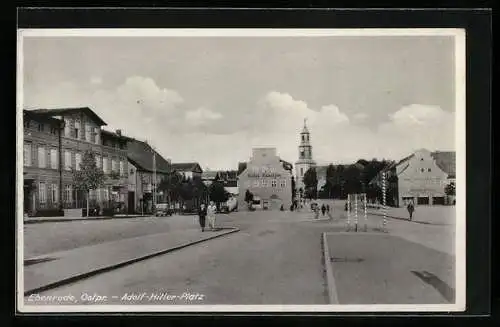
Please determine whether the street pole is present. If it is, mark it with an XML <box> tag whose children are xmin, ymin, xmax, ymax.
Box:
<box><xmin>153</xmin><ymin>147</ymin><xmax>156</xmax><ymax>210</ymax></box>
<box><xmin>354</xmin><ymin>194</ymin><xmax>358</xmax><ymax>232</ymax></box>
<box><xmin>382</xmin><ymin>172</ymin><xmax>387</xmax><ymax>231</ymax></box>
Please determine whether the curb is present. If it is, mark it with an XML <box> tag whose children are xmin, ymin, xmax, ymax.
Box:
<box><xmin>23</xmin><ymin>215</ymin><xmax>158</xmax><ymax>224</ymax></box>
<box><xmin>322</xmin><ymin>232</ymin><xmax>339</xmax><ymax>304</ymax></box>
<box><xmin>24</xmin><ymin>227</ymin><xmax>240</xmax><ymax>296</ymax></box>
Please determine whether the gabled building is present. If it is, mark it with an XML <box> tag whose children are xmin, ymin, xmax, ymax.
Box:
<box><xmin>23</xmin><ymin>107</ymin><xmax>130</xmax><ymax>216</ymax></box>
<box><xmin>170</xmin><ymin>162</ymin><xmax>203</xmax><ymax>180</ymax></box>
<box><xmin>370</xmin><ymin>148</ymin><xmax>456</xmax><ymax>207</ymax></box>
<box><xmin>237</xmin><ymin>148</ymin><xmax>293</xmax><ymax>210</ymax></box>
<box><xmin>126</xmin><ymin>138</ymin><xmax>173</xmax><ymax>214</ymax></box>
<box><xmin>201</xmin><ymin>171</ymin><xmax>219</xmax><ymax>187</ymax></box>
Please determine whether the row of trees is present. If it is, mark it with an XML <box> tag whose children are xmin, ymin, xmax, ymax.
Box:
<box><xmin>72</xmin><ymin>150</ymin><xmax>232</xmax><ymax>216</ymax></box>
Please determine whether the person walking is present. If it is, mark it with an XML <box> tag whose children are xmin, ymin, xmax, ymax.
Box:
<box><xmin>407</xmin><ymin>200</ymin><xmax>415</xmax><ymax>221</ymax></box>
<box><xmin>207</xmin><ymin>201</ymin><xmax>217</xmax><ymax>231</ymax></box>
<box><xmin>198</xmin><ymin>203</ymin><xmax>207</xmax><ymax>232</ymax></box>
<box><xmin>321</xmin><ymin>204</ymin><xmax>326</xmax><ymax>216</ymax></box>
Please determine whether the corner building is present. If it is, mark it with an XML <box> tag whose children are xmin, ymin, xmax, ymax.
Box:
<box><xmin>237</xmin><ymin>148</ymin><xmax>293</xmax><ymax>210</ymax></box>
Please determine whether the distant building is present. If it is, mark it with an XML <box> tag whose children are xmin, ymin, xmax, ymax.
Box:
<box><xmin>237</xmin><ymin>148</ymin><xmax>293</xmax><ymax>210</ymax></box>
<box><xmin>201</xmin><ymin>171</ymin><xmax>219</xmax><ymax>187</ymax></box>
<box><xmin>170</xmin><ymin>162</ymin><xmax>203</xmax><ymax>180</ymax></box>
<box><xmin>370</xmin><ymin>148</ymin><xmax>456</xmax><ymax>207</ymax></box>
<box><xmin>295</xmin><ymin>119</ymin><xmax>316</xmax><ymax>191</ymax></box>
<box><xmin>23</xmin><ymin>108</ymin><xmax>129</xmax><ymax>216</ymax></box>
<box><xmin>126</xmin><ymin>138</ymin><xmax>173</xmax><ymax>213</ymax></box>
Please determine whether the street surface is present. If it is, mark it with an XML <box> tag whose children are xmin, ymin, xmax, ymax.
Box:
<box><xmin>23</xmin><ymin>203</ymin><xmax>456</xmax><ymax>305</ymax></box>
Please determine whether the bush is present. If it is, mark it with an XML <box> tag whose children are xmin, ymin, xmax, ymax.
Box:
<box><xmin>34</xmin><ymin>208</ymin><xmax>64</xmax><ymax>217</ymax></box>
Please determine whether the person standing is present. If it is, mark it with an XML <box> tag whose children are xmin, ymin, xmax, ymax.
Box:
<box><xmin>407</xmin><ymin>200</ymin><xmax>415</xmax><ymax>221</ymax></box>
<box><xmin>198</xmin><ymin>203</ymin><xmax>207</xmax><ymax>232</ymax></box>
<box><xmin>207</xmin><ymin>201</ymin><xmax>217</xmax><ymax>231</ymax></box>
<box><xmin>321</xmin><ymin>204</ymin><xmax>326</xmax><ymax>216</ymax></box>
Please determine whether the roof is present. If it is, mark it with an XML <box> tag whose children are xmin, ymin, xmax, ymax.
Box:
<box><xmin>202</xmin><ymin>171</ymin><xmax>219</xmax><ymax>180</ymax></box>
<box><xmin>27</xmin><ymin>107</ymin><xmax>107</xmax><ymax>126</ymax></box>
<box><xmin>171</xmin><ymin>162</ymin><xmax>202</xmax><ymax>173</ymax></box>
<box><xmin>431</xmin><ymin>151</ymin><xmax>456</xmax><ymax>177</ymax></box>
<box><xmin>126</xmin><ymin>139</ymin><xmax>172</xmax><ymax>174</ymax></box>
<box><xmin>23</xmin><ymin>110</ymin><xmax>63</xmax><ymax>125</ymax></box>
<box><xmin>101</xmin><ymin>129</ymin><xmax>134</xmax><ymax>141</ymax></box>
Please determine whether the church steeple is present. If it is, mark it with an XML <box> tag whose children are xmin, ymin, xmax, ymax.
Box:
<box><xmin>295</xmin><ymin>118</ymin><xmax>316</xmax><ymax>191</ymax></box>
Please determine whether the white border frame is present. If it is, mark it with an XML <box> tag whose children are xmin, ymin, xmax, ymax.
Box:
<box><xmin>16</xmin><ymin>28</ymin><xmax>466</xmax><ymax>313</ymax></box>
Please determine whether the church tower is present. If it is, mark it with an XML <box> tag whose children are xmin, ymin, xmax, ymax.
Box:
<box><xmin>295</xmin><ymin>119</ymin><xmax>316</xmax><ymax>192</ymax></box>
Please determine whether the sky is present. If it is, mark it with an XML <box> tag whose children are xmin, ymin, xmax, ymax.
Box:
<box><xmin>21</xmin><ymin>33</ymin><xmax>457</xmax><ymax>170</ymax></box>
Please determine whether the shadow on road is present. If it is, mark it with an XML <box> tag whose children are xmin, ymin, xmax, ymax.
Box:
<box><xmin>411</xmin><ymin>270</ymin><xmax>455</xmax><ymax>303</ymax></box>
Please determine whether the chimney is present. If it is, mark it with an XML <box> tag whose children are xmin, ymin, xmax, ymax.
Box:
<box><xmin>116</xmin><ymin>129</ymin><xmax>122</xmax><ymax>136</ymax></box>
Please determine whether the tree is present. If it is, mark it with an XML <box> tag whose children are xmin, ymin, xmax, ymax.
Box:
<box><xmin>445</xmin><ymin>182</ymin><xmax>456</xmax><ymax>196</ymax></box>
<box><xmin>291</xmin><ymin>175</ymin><xmax>296</xmax><ymax>202</ymax></box>
<box><xmin>72</xmin><ymin>150</ymin><xmax>105</xmax><ymax>217</ymax></box>
<box><xmin>209</xmin><ymin>181</ymin><xmax>229</xmax><ymax>208</ymax></box>
<box><xmin>303</xmin><ymin>167</ymin><xmax>318</xmax><ymax>199</ymax></box>
<box><xmin>158</xmin><ymin>171</ymin><xmax>183</xmax><ymax>203</ymax></box>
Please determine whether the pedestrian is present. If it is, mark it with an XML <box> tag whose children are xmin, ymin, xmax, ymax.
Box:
<box><xmin>321</xmin><ymin>204</ymin><xmax>326</xmax><ymax>216</ymax></box>
<box><xmin>407</xmin><ymin>200</ymin><xmax>415</xmax><ymax>221</ymax></box>
<box><xmin>207</xmin><ymin>201</ymin><xmax>217</xmax><ymax>231</ymax></box>
<box><xmin>326</xmin><ymin>204</ymin><xmax>330</xmax><ymax>213</ymax></box>
<box><xmin>198</xmin><ymin>203</ymin><xmax>207</xmax><ymax>232</ymax></box>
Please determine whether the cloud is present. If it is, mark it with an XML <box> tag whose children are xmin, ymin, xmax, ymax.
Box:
<box><xmin>23</xmin><ymin>77</ymin><xmax>455</xmax><ymax>169</ymax></box>
<box><xmin>90</xmin><ymin>76</ymin><xmax>102</xmax><ymax>85</ymax></box>
<box><xmin>185</xmin><ymin>107</ymin><xmax>223</xmax><ymax>126</ymax></box>
<box><xmin>353</xmin><ymin>112</ymin><xmax>369</xmax><ymax>120</ymax></box>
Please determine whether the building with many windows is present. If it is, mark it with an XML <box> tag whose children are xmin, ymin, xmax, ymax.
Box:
<box><xmin>170</xmin><ymin>162</ymin><xmax>203</xmax><ymax>180</ymax></box>
<box><xmin>370</xmin><ymin>148</ymin><xmax>456</xmax><ymax>207</ymax></box>
<box><xmin>23</xmin><ymin>108</ymin><xmax>129</xmax><ymax>216</ymax></box>
<box><xmin>237</xmin><ymin>148</ymin><xmax>293</xmax><ymax>210</ymax></box>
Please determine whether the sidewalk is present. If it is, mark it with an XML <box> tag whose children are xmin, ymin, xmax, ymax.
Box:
<box><xmin>323</xmin><ymin>232</ymin><xmax>455</xmax><ymax>304</ymax></box>
<box><xmin>23</xmin><ymin>227</ymin><xmax>239</xmax><ymax>295</ymax></box>
<box><xmin>24</xmin><ymin>214</ymin><xmax>157</xmax><ymax>224</ymax></box>
<box><xmin>366</xmin><ymin>206</ymin><xmax>455</xmax><ymax>226</ymax></box>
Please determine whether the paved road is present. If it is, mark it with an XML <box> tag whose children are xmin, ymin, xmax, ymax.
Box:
<box><xmin>23</xmin><ymin>207</ymin><xmax>456</xmax><ymax>306</ymax></box>
<box><xmin>26</xmin><ymin>210</ymin><xmax>335</xmax><ymax>305</ymax></box>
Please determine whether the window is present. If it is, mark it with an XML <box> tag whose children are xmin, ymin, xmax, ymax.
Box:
<box><xmin>95</xmin><ymin>154</ymin><xmax>101</xmax><ymax>169</ymax></box>
<box><xmin>51</xmin><ymin>184</ymin><xmax>58</xmax><ymax>204</ymax></box>
<box><xmin>64</xmin><ymin>118</ymin><xmax>71</xmax><ymax>137</ymax></box>
<box><xmin>94</xmin><ymin>128</ymin><xmax>100</xmax><ymax>144</ymax></box>
<box><xmin>38</xmin><ymin>146</ymin><xmax>46</xmax><ymax>168</ymax></box>
<box><xmin>75</xmin><ymin>153</ymin><xmax>82</xmax><ymax>171</ymax></box>
<box><xmin>253</xmin><ymin>180</ymin><xmax>259</xmax><ymax>187</ymax></box>
<box><xmin>103</xmin><ymin>188</ymin><xmax>109</xmax><ymax>201</ymax></box>
<box><xmin>74</xmin><ymin>120</ymin><xmax>81</xmax><ymax>139</ymax></box>
<box><xmin>85</xmin><ymin>124</ymin><xmax>92</xmax><ymax>142</ymax></box>
<box><xmin>261</xmin><ymin>179</ymin><xmax>269</xmax><ymax>187</ymax></box>
<box><xmin>38</xmin><ymin>182</ymin><xmax>46</xmax><ymax>204</ymax></box>
<box><xmin>24</xmin><ymin>120</ymin><xmax>30</xmax><ymax>128</ymax></box>
<box><xmin>64</xmin><ymin>151</ymin><xmax>72</xmax><ymax>170</ymax></box>
<box><xmin>50</xmin><ymin>149</ymin><xmax>58</xmax><ymax>169</ymax></box>
<box><xmin>111</xmin><ymin>159</ymin><xmax>117</xmax><ymax>172</ymax></box>
<box><xmin>103</xmin><ymin>157</ymin><xmax>109</xmax><ymax>173</ymax></box>
<box><xmin>428</xmin><ymin>168</ymin><xmax>432</xmax><ymax>172</ymax></box>
<box><xmin>50</xmin><ymin>126</ymin><xmax>57</xmax><ymax>134</ymax></box>
<box><xmin>119</xmin><ymin>160</ymin><xmax>125</xmax><ymax>176</ymax></box>
<box><xmin>23</xmin><ymin>143</ymin><xmax>32</xmax><ymax>167</ymax></box>
<box><xmin>420</xmin><ymin>168</ymin><xmax>424</xmax><ymax>173</ymax></box>
<box><xmin>280</xmin><ymin>180</ymin><xmax>286</xmax><ymax>188</ymax></box>
<box><xmin>271</xmin><ymin>180</ymin><xmax>277</xmax><ymax>187</ymax></box>
<box><xmin>64</xmin><ymin>185</ymin><xmax>72</xmax><ymax>203</ymax></box>
<box><xmin>38</xmin><ymin>123</ymin><xmax>44</xmax><ymax>132</ymax></box>
<box><xmin>302</xmin><ymin>135</ymin><xmax>305</xmax><ymax>141</ymax></box>
<box><xmin>420</xmin><ymin>158</ymin><xmax>424</xmax><ymax>161</ymax></box>
<box><xmin>300</xmin><ymin>167</ymin><xmax>304</xmax><ymax>176</ymax></box>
